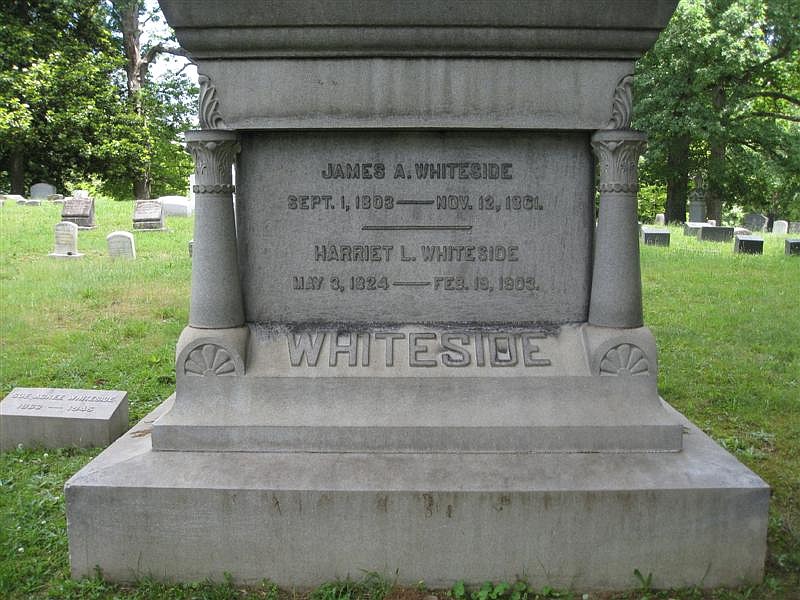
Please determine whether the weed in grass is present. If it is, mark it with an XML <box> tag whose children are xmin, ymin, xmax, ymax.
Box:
<box><xmin>311</xmin><ymin>572</ymin><xmax>392</xmax><ymax>600</ymax></box>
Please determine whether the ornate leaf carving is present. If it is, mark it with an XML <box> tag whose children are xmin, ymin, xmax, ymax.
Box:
<box><xmin>198</xmin><ymin>74</ymin><xmax>227</xmax><ymax>130</ymax></box>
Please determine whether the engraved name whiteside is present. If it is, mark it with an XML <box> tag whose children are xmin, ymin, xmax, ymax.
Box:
<box><xmin>287</xmin><ymin>331</ymin><xmax>551</xmax><ymax>368</ymax></box>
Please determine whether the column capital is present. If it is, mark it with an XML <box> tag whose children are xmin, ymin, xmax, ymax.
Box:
<box><xmin>591</xmin><ymin>129</ymin><xmax>647</xmax><ymax>194</ymax></box>
<box><xmin>185</xmin><ymin>129</ymin><xmax>240</xmax><ymax>193</ymax></box>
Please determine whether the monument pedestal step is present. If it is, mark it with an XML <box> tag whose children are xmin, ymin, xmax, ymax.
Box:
<box><xmin>153</xmin><ymin>376</ymin><xmax>683</xmax><ymax>453</ymax></box>
<box><xmin>66</xmin><ymin>396</ymin><xmax>768</xmax><ymax>590</ymax></box>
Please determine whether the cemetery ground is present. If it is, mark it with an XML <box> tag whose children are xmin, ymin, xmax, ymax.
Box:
<box><xmin>0</xmin><ymin>199</ymin><xmax>798</xmax><ymax>600</ymax></box>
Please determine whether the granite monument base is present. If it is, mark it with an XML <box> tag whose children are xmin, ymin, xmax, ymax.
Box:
<box><xmin>66</xmin><ymin>396</ymin><xmax>768</xmax><ymax>591</ymax></box>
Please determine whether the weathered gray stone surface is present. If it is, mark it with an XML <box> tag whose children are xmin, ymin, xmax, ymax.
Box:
<box><xmin>106</xmin><ymin>231</ymin><xmax>136</xmax><ymax>259</ymax></box>
<box><xmin>159</xmin><ymin>195</ymin><xmax>194</xmax><ymax>217</ymax></box>
<box><xmin>66</xmin><ymin>0</ymin><xmax>768</xmax><ymax>590</ymax></box>
<box><xmin>61</xmin><ymin>196</ymin><xmax>96</xmax><ymax>229</ymax></box>
<box><xmin>641</xmin><ymin>227</ymin><xmax>670</xmax><ymax>246</ymax></box>
<box><xmin>132</xmin><ymin>199</ymin><xmax>165</xmax><ymax>230</ymax></box>
<box><xmin>786</xmin><ymin>239</ymin><xmax>800</xmax><ymax>256</ymax></box>
<box><xmin>788</xmin><ymin>221</ymin><xmax>800</xmax><ymax>234</ymax></box>
<box><xmin>238</xmin><ymin>131</ymin><xmax>593</xmax><ymax>323</ymax></box>
<box><xmin>30</xmin><ymin>182</ymin><xmax>56</xmax><ymax>199</ymax></box>
<box><xmin>67</xmin><ymin>397</ymin><xmax>769</xmax><ymax>590</ymax></box>
<box><xmin>772</xmin><ymin>220</ymin><xmax>789</xmax><ymax>235</ymax></box>
<box><xmin>734</xmin><ymin>235</ymin><xmax>763</xmax><ymax>255</ymax></box>
<box><xmin>49</xmin><ymin>221</ymin><xmax>83</xmax><ymax>259</ymax></box>
<box><xmin>743</xmin><ymin>212</ymin><xmax>768</xmax><ymax>231</ymax></box>
<box><xmin>1</xmin><ymin>387</ymin><xmax>127</xmax><ymax>450</ymax></box>
<box><xmin>698</xmin><ymin>226</ymin><xmax>734</xmax><ymax>242</ymax></box>
<box><xmin>654</xmin><ymin>213</ymin><xmax>665</xmax><ymax>226</ymax></box>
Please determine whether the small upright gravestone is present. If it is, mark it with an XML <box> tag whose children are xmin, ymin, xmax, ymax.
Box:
<box><xmin>0</xmin><ymin>387</ymin><xmax>128</xmax><ymax>450</ymax></box>
<box><xmin>654</xmin><ymin>213</ymin><xmax>665</xmax><ymax>226</ymax></box>
<box><xmin>106</xmin><ymin>231</ymin><xmax>136</xmax><ymax>259</ymax></box>
<box><xmin>734</xmin><ymin>235</ymin><xmax>763</xmax><ymax>255</ymax></box>
<box><xmin>786</xmin><ymin>239</ymin><xmax>800</xmax><ymax>256</ymax></box>
<box><xmin>61</xmin><ymin>196</ymin><xmax>96</xmax><ymax>229</ymax></box>
<box><xmin>30</xmin><ymin>182</ymin><xmax>57</xmax><ymax>199</ymax></box>
<box><xmin>49</xmin><ymin>221</ymin><xmax>83</xmax><ymax>259</ymax></box>
<box><xmin>788</xmin><ymin>221</ymin><xmax>800</xmax><ymax>234</ymax></box>
<box><xmin>132</xmin><ymin>199</ymin><xmax>165</xmax><ymax>230</ymax></box>
<box><xmin>772</xmin><ymin>220</ymin><xmax>789</xmax><ymax>235</ymax></box>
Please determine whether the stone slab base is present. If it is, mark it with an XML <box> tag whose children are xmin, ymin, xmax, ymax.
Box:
<box><xmin>66</xmin><ymin>397</ymin><xmax>769</xmax><ymax>591</ymax></box>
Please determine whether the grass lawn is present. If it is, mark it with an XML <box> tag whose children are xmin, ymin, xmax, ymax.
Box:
<box><xmin>1</xmin><ymin>199</ymin><xmax>798</xmax><ymax>599</ymax></box>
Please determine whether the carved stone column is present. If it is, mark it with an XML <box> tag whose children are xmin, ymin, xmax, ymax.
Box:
<box><xmin>185</xmin><ymin>129</ymin><xmax>244</xmax><ymax>328</ymax></box>
<box><xmin>589</xmin><ymin>129</ymin><xmax>647</xmax><ymax>328</ymax></box>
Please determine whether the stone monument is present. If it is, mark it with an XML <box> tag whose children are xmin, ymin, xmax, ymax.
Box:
<box><xmin>1</xmin><ymin>387</ymin><xmax>128</xmax><ymax>450</ymax></box>
<box><xmin>30</xmin><ymin>181</ymin><xmax>57</xmax><ymax>199</ymax></box>
<box><xmin>772</xmin><ymin>219</ymin><xmax>789</xmax><ymax>235</ymax></box>
<box><xmin>66</xmin><ymin>1</ymin><xmax>768</xmax><ymax>590</ymax></box>
<box><xmin>743</xmin><ymin>212</ymin><xmax>768</xmax><ymax>232</ymax></box>
<box><xmin>106</xmin><ymin>231</ymin><xmax>136</xmax><ymax>259</ymax></box>
<box><xmin>49</xmin><ymin>221</ymin><xmax>83</xmax><ymax>259</ymax></box>
<box><xmin>688</xmin><ymin>174</ymin><xmax>707</xmax><ymax>223</ymax></box>
<box><xmin>132</xmin><ymin>199</ymin><xmax>165</xmax><ymax>230</ymax></box>
<box><xmin>61</xmin><ymin>196</ymin><xmax>96</xmax><ymax>229</ymax></box>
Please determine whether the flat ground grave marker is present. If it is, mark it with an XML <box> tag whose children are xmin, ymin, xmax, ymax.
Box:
<box><xmin>734</xmin><ymin>235</ymin><xmax>763</xmax><ymax>254</ymax></box>
<box><xmin>641</xmin><ymin>227</ymin><xmax>670</xmax><ymax>246</ymax></box>
<box><xmin>1</xmin><ymin>387</ymin><xmax>128</xmax><ymax>450</ymax></box>
<box><xmin>698</xmin><ymin>226</ymin><xmax>734</xmax><ymax>242</ymax></box>
<box><xmin>61</xmin><ymin>196</ymin><xmax>96</xmax><ymax>229</ymax></box>
<box><xmin>49</xmin><ymin>221</ymin><xmax>83</xmax><ymax>259</ymax></box>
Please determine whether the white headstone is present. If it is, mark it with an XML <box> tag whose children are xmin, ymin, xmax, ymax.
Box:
<box><xmin>654</xmin><ymin>213</ymin><xmax>665</xmax><ymax>226</ymax></box>
<box><xmin>49</xmin><ymin>221</ymin><xmax>83</xmax><ymax>258</ymax></box>
<box><xmin>73</xmin><ymin>189</ymin><xmax>91</xmax><ymax>199</ymax></box>
<box><xmin>707</xmin><ymin>219</ymin><xmax>717</xmax><ymax>226</ymax></box>
<box><xmin>159</xmin><ymin>195</ymin><xmax>194</xmax><ymax>217</ymax></box>
<box><xmin>106</xmin><ymin>231</ymin><xmax>136</xmax><ymax>259</ymax></box>
<box><xmin>30</xmin><ymin>182</ymin><xmax>57</xmax><ymax>199</ymax></box>
<box><xmin>773</xmin><ymin>220</ymin><xmax>789</xmax><ymax>235</ymax></box>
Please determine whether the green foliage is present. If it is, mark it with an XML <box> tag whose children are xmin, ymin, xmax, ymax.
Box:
<box><xmin>635</xmin><ymin>0</ymin><xmax>800</xmax><ymax>221</ymax></box>
<box><xmin>310</xmin><ymin>573</ymin><xmax>392</xmax><ymax>600</ymax></box>
<box><xmin>637</xmin><ymin>183</ymin><xmax>667</xmax><ymax>222</ymax></box>
<box><xmin>0</xmin><ymin>0</ymin><xmax>196</xmax><ymax>198</ymax></box>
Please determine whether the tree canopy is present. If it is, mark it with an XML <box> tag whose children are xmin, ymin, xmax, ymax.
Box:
<box><xmin>0</xmin><ymin>0</ymin><xmax>196</xmax><ymax>199</ymax></box>
<box><xmin>634</xmin><ymin>0</ymin><xmax>800</xmax><ymax>224</ymax></box>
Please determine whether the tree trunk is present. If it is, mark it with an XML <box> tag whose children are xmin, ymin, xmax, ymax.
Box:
<box><xmin>114</xmin><ymin>1</ymin><xmax>151</xmax><ymax>198</ymax></box>
<box><xmin>10</xmin><ymin>148</ymin><xmax>25</xmax><ymax>195</ymax></box>
<box><xmin>664</xmin><ymin>134</ymin><xmax>690</xmax><ymax>224</ymax></box>
<box><xmin>706</xmin><ymin>85</ymin><xmax>726</xmax><ymax>225</ymax></box>
<box><xmin>134</xmin><ymin>175</ymin><xmax>150</xmax><ymax>200</ymax></box>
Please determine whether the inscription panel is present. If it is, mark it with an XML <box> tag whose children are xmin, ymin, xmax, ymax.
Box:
<box><xmin>1</xmin><ymin>388</ymin><xmax>127</xmax><ymax>420</ymax></box>
<box><xmin>237</xmin><ymin>131</ymin><xmax>593</xmax><ymax>323</ymax></box>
